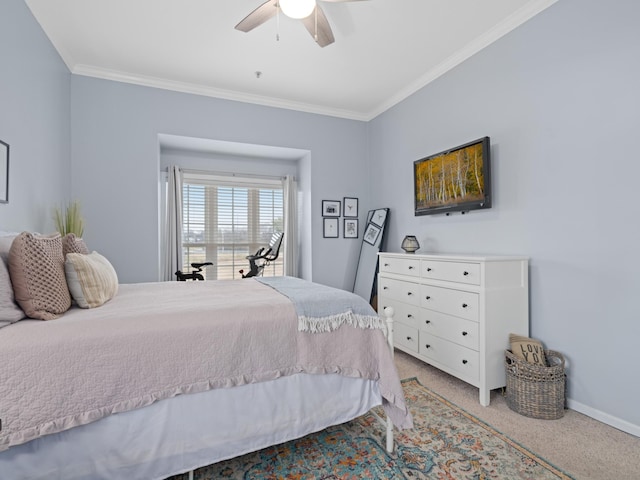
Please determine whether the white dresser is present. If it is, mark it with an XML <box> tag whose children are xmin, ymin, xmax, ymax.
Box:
<box><xmin>378</xmin><ymin>252</ymin><xmax>529</xmax><ymax>406</ymax></box>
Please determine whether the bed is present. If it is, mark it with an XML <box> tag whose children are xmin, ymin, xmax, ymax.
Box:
<box><xmin>0</xmin><ymin>272</ymin><xmax>412</xmax><ymax>480</ymax></box>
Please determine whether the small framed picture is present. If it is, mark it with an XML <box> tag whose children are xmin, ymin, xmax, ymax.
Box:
<box><xmin>322</xmin><ymin>200</ymin><xmax>341</xmax><ymax>217</ymax></box>
<box><xmin>323</xmin><ymin>217</ymin><xmax>339</xmax><ymax>238</ymax></box>
<box><xmin>343</xmin><ymin>197</ymin><xmax>358</xmax><ymax>218</ymax></box>
<box><xmin>370</xmin><ymin>208</ymin><xmax>387</xmax><ymax>227</ymax></box>
<box><xmin>343</xmin><ymin>218</ymin><xmax>358</xmax><ymax>238</ymax></box>
<box><xmin>363</xmin><ymin>222</ymin><xmax>381</xmax><ymax>245</ymax></box>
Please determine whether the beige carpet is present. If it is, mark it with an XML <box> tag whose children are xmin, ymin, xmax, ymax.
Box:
<box><xmin>394</xmin><ymin>350</ymin><xmax>640</xmax><ymax>480</ymax></box>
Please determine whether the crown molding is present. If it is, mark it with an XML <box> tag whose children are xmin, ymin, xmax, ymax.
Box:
<box><xmin>72</xmin><ymin>65</ymin><xmax>369</xmax><ymax>122</ymax></box>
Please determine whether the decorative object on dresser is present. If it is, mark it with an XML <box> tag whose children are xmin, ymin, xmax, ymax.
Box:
<box><xmin>414</xmin><ymin>137</ymin><xmax>491</xmax><ymax>216</ymax></box>
<box><xmin>378</xmin><ymin>252</ymin><xmax>529</xmax><ymax>406</ymax></box>
<box><xmin>401</xmin><ymin>235</ymin><xmax>420</xmax><ymax>254</ymax></box>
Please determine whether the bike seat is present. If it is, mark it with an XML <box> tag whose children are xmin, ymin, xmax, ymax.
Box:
<box><xmin>191</xmin><ymin>262</ymin><xmax>213</xmax><ymax>269</ymax></box>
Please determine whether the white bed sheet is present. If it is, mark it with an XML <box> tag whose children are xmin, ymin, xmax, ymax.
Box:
<box><xmin>0</xmin><ymin>373</ymin><xmax>381</xmax><ymax>480</ymax></box>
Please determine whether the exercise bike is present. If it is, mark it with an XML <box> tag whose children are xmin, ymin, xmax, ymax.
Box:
<box><xmin>175</xmin><ymin>262</ymin><xmax>213</xmax><ymax>281</ymax></box>
<box><xmin>239</xmin><ymin>232</ymin><xmax>283</xmax><ymax>278</ymax></box>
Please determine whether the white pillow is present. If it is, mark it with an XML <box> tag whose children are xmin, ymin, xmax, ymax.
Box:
<box><xmin>65</xmin><ymin>252</ymin><xmax>118</xmax><ymax>308</ymax></box>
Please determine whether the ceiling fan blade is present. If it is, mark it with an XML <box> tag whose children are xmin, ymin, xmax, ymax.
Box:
<box><xmin>301</xmin><ymin>6</ymin><xmax>335</xmax><ymax>47</ymax></box>
<box><xmin>235</xmin><ymin>0</ymin><xmax>278</xmax><ymax>33</ymax></box>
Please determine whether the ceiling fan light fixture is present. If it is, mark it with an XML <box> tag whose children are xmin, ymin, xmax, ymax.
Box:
<box><xmin>279</xmin><ymin>0</ymin><xmax>316</xmax><ymax>19</ymax></box>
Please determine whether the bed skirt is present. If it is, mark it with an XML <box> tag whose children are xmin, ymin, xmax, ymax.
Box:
<box><xmin>0</xmin><ymin>373</ymin><xmax>381</xmax><ymax>480</ymax></box>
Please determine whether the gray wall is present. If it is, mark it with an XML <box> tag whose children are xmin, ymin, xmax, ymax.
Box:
<box><xmin>0</xmin><ymin>0</ymin><xmax>70</xmax><ymax>231</ymax></box>
<box><xmin>70</xmin><ymin>76</ymin><xmax>369</xmax><ymax>288</ymax></box>
<box><xmin>368</xmin><ymin>0</ymin><xmax>640</xmax><ymax>433</ymax></box>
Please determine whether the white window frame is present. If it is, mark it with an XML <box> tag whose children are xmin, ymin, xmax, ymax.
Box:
<box><xmin>181</xmin><ymin>172</ymin><xmax>284</xmax><ymax>280</ymax></box>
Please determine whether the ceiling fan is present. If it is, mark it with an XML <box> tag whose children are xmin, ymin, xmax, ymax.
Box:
<box><xmin>235</xmin><ymin>0</ymin><xmax>368</xmax><ymax>48</ymax></box>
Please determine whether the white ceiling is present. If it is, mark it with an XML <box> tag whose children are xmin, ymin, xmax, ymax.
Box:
<box><xmin>26</xmin><ymin>0</ymin><xmax>557</xmax><ymax>121</ymax></box>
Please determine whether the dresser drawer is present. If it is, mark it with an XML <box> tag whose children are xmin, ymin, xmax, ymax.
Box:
<box><xmin>394</xmin><ymin>321</ymin><xmax>419</xmax><ymax>353</ymax></box>
<box><xmin>419</xmin><ymin>309</ymin><xmax>479</xmax><ymax>351</ymax></box>
<box><xmin>378</xmin><ymin>298</ymin><xmax>421</xmax><ymax>330</ymax></box>
<box><xmin>379</xmin><ymin>256</ymin><xmax>421</xmax><ymax>277</ymax></box>
<box><xmin>421</xmin><ymin>260</ymin><xmax>481</xmax><ymax>286</ymax></box>
<box><xmin>420</xmin><ymin>284</ymin><xmax>479</xmax><ymax>322</ymax></box>
<box><xmin>419</xmin><ymin>333</ymin><xmax>479</xmax><ymax>383</ymax></box>
<box><xmin>378</xmin><ymin>277</ymin><xmax>420</xmax><ymax>306</ymax></box>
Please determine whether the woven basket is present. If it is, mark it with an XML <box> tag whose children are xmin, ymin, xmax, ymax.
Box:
<box><xmin>505</xmin><ymin>349</ymin><xmax>566</xmax><ymax>420</ymax></box>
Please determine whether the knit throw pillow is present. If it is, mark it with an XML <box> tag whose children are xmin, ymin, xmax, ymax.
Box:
<box><xmin>8</xmin><ymin>232</ymin><xmax>71</xmax><ymax>320</ymax></box>
<box><xmin>62</xmin><ymin>233</ymin><xmax>89</xmax><ymax>256</ymax></box>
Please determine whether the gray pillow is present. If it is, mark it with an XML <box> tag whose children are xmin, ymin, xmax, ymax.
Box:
<box><xmin>0</xmin><ymin>233</ymin><xmax>17</xmax><ymax>264</ymax></box>
<box><xmin>0</xmin><ymin>254</ymin><xmax>25</xmax><ymax>327</ymax></box>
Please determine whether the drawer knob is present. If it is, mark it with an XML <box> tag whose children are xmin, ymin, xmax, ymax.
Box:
<box><xmin>463</xmin><ymin>271</ymin><xmax>469</xmax><ymax>276</ymax></box>
<box><xmin>383</xmin><ymin>286</ymin><xmax>388</xmax><ymax>290</ymax></box>
<box><xmin>406</xmin><ymin>336</ymin><xmax>413</xmax><ymax>341</ymax></box>
<box><xmin>407</xmin><ymin>292</ymin><xmax>413</xmax><ymax>296</ymax></box>
<box><xmin>384</xmin><ymin>263</ymin><xmax>389</xmax><ymax>267</ymax></box>
<box><xmin>462</xmin><ymin>303</ymin><xmax>468</xmax><ymax>308</ymax></box>
<box><xmin>462</xmin><ymin>331</ymin><xmax>468</xmax><ymax>336</ymax></box>
<box><xmin>462</xmin><ymin>359</ymin><xmax>468</xmax><ymax>365</ymax></box>
<box><xmin>407</xmin><ymin>314</ymin><xmax>413</xmax><ymax>318</ymax></box>
<box><xmin>425</xmin><ymin>320</ymin><xmax>431</xmax><ymax>324</ymax></box>
<box><xmin>425</xmin><ymin>295</ymin><xmax>431</xmax><ymax>300</ymax></box>
<box><xmin>426</xmin><ymin>267</ymin><xmax>432</xmax><ymax>272</ymax></box>
<box><xmin>425</xmin><ymin>344</ymin><xmax>431</xmax><ymax>349</ymax></box>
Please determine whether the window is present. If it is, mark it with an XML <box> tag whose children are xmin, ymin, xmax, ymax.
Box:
<box><xmin>182</xmin><ymin>173</ymin><xmax>284</xmax><ymax>280</ymax></box>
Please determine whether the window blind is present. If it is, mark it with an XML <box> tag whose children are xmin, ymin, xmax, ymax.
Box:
<box><xmin>182</xmin><ymin>173</ymin><xmax>284</xmax><ymax>280</ymax></box>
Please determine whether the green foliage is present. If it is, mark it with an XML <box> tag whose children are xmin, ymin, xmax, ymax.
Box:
<box><xmin>53</xmin><ymin>201</ymin><xmax>85</xmax><ymax>237</ymax></box>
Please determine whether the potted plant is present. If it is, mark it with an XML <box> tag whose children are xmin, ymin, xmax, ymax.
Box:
<box><xmin>53</xmin><ymin>200</ymin><xmax>84</xmax><ymax>237</ymax></box>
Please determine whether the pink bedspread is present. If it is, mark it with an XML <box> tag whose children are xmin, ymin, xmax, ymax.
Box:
<box><xmin>0</xmin><ymin>279</ymin><xmax>412</xmax><ymax>451</ymax></box>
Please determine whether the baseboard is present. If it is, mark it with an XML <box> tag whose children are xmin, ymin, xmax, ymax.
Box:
<box><xmin>567</xmin><ymin>398</ymin><xmax>640</xmax><ymax>438</ymax></box>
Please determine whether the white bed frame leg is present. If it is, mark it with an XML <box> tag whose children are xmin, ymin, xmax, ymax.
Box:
<box><xmin>383</xmin><ymin>306</ymin><xmax>395</xmax><ymax>454</ymax></box>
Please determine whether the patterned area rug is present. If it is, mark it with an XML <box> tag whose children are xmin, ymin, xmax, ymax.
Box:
<box><xmin>170</xmin><ymin>378</ymin><xmax>573</xmax><ymax>479</ymax></box>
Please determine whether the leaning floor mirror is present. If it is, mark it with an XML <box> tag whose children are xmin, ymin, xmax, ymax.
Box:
<box><xmin>352</xmin><ymin>208</ymin><xmax>389</xmax><ymax>306</ymax></box>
